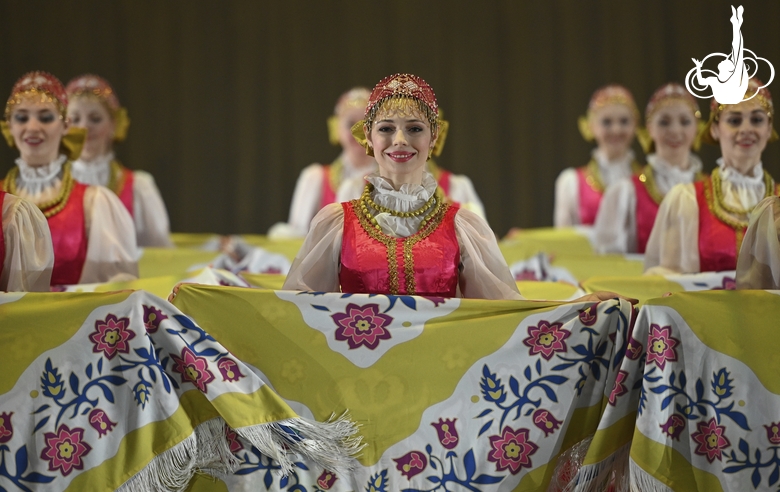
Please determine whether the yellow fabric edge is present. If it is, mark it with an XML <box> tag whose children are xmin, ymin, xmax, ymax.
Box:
<box><xmin>645</xmin><ymin>290</ymin><xmax>780</xmax><ymax>394</ymax></box>
<box><xmin>582</xmin><ymin>276</ymin><xmax>682</xmax><ymax>306</ymax></box>
<box><xmin>66</xmin><ymin>390</ymin><xmax>218</xmax><ymax>490</ymax></box>
<box><xmin>582</xmin><ymin>410</ymin><xmax>637</xmax><ymax>465</ymax></box>
<box><xmin>0</xmin><ymin>291</ymin><xmax>133</xmax><ymax>395</ymax></box>
<box><xmin>630</xmin><ymin>428</ymin><xmax>725</xmax><ymax>492</ymax></box>
<box><xmin>211</xmin><ymin>384</ymin><xmax>297</xmax><ymax>428</ymax></box>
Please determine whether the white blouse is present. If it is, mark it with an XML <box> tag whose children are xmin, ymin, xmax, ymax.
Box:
<box><xmin>1</xmin><ymin>192</ymin><xmax>53</xmax><ymax>291</ymax></box>
<box><xmin>644</xmin><ymin>158</ymin><xmax>771</xmax><ymax>274</ymax></box>
<box><xmin>592</xmin><ymin>153</ymin><xmax>703</xmax><ymax>254</ymax></box>
<box><xmin>283</xmin><ymin>172</ymin><xmax>522</xmax><ymax>300</ymax></box>
<box><xmin>554</xmin><ymin>149</ymin><xmax>637</xmax><ymax>227</ymax></box>
<box><xmin>72</xmin><ymin>153</ymin><xmax>173</xmax><ymax>247</ymax></box>
<box><xmin>737</xmin><ymin>196</ymin><xmax>780</xmax><ymax>289</ymax></box>
<box><xmin>337</xmin><ymin>164</ymin><xmax>488</xmax><ymax>221</ymax></box>
<box><xmin>12</xmin><ymin>155</ymin><xmax>139</xmax><ymax>283</ymax></box>
<box><xmin>268</xmin><ymin>153</ymin><xmax>378</xmax><ymax>238</ymax></box>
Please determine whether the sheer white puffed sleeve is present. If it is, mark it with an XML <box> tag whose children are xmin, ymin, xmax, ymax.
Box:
<box><xmin>80</xmin><ymin>185</ymin><xmax>139</xmax><ymax>283</ymax></box>
<box><xmin>592</xmin><ymin>178</ymin><xmax>637</xmax><ymax>254</ymax></box>
<box><xmin>737</xmin><ymin>196</ymin><xmax>780</xmax><ymax>289</ymax></box>
<box><xmin>282</xmin><ymin>203</ymin><xmax>343</xmax><ymax>292</ymax></box>
<box><xmin>454</xmin><ymin>208</ymin><xmax>524</xmax><ymax>300</ymax></box>
<box><xmin>448</xmin><ymin>174</ymin><xmax>487</xmax><ymax>221</ymax></box>
<box><xmin>554</xmin><ymin>168</ymin><xmax>580</xmax><ymax>227</ymax></box>
<box><xmin>268</xmin><ymin>164</ymin><xmax>326</xmax><ymax>238</ymax></box>
<box><xmin>132</xmin><ymin>170</ymin><xmax>173</xmax><ymax>247</ymax></box>
<box><xmin>643</xmin><ymin>183</ymin><xmax>700</xmax><ymax>275</ymax></box>
<box><xmin>1</xmin><ymin>193</ymin><xmax>53</xmax><ymax>291</ymax></box>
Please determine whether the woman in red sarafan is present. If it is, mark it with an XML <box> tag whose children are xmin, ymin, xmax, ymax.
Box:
<box><xmin>644</xmin><ymin>77</ymin><xmax>779</xmax><ymax>274</ymax></box>
<box><xmin>0</xmin><ymin>71</ymin><xmax>138</xmax><ymax>286</ymax></box>
<box><xmin>66</xmin><ymin>74</ymin><xmax>173</xmax><ymax>248</ymax></box>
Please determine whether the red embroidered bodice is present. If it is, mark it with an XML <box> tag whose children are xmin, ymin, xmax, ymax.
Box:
<box><xmin>115</xmin><ymin>163</ymin><xmax>135</xmax><ymax>218</ymax></box>
<box><xmin>339</xmin><ymin>201</ymin><xmax>460</xmax><ymax>297</ymax></box>
<box><xmin>47</xmin><ymin>182</ymin><xmax>89</xmax><ymax>285</ymax></box>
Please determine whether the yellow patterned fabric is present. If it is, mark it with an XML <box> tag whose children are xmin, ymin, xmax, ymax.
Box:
<box><xmin>573</xmin><ymin>290</ymin><xmax>780</xmax><ymax>491</ymax></box>
<box><xmin>173</xmin><ymin>285</ymin><xmax>634</xmax><ymax>491</ymax></box>
<box><xmin>0</xmin><ymin>291</ymin><xmax>360</xmax><ymax>491</ymax></box>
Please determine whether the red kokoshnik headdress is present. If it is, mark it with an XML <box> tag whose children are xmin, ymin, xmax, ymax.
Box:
<box><xmin>353</xmin><ymin>73</ymin><xmax>440</xmax><ymax>155</ymax></box>
<box><xmin>578</xmin><ymin>84</ymin><xmax>639</xmax><ymax>141</ymax></box>
<box><xmin>638</xmin><ymin>82</ymin><xmax>702</xmax><ymax>153</ymax></box>
<box><xmin>66</xmin><ymin>74</ymin><xmax>130</xmax><ymax>143</ymax></box>
<box><xmin>4</xmin><ymin>71</ymin><xmax>68</xmax><ymax>120</ymax></box>
<box><xmin>700</xmin><ymin>77</ymin><xmax>778</xmax><ymax>145</ymax></box>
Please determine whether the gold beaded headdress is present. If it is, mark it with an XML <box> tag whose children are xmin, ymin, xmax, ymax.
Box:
<box><xmin>699</xmin><ymin>77</ymin><xmax>778</xmax><ymax>146</ymax></box>
<box><xmin>352</xmin><ymin>73</ymin><xmax>439</xmax><ymax>157</ymax></box>
<box><xmin>637</xmin><ymin>82</ymin><xmax>702</xmax><ymax>153</ymax></box>
<box><xmin>1</xmin><ymin>71</ymin><xmax>85</xmax><ymax>159</ymax></box>
<box><xmin>578</xmin><ymin>84</ymin><xmax>640</xmax><ymax>142</ymax></box>
<box><xmin>65</xmin><ymin>74</ymin><xmax>130</xmax><ymax>143</ymax></box>
<box><xmin>327</xmin><ymin>87</ymin><xmax>370</xmax><ymax>146</ymax></box>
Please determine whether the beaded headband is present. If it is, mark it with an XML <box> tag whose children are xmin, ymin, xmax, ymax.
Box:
<box><xmin>578</xmin><ymin>84</ymin><xmax>639</xmax><ymax>141</ymax></box>
<box><xmin>352</xmin><ymin>74</ymin><xmax>439</xmax><ymax>156</ymax></box>
<box><xmin>327</xmin><ymin>87</ymin><xmax>370</xmax><ymax>146</ymax></box>
<box><xmin>66</xmin><ymin>74</ymin><xmax>130</xmax><ymax>143</ymax></box>
<box><xmin>4</xmin><ymin>71</ymin><xmax>68</xmax><ymax>121</ymax></box>
<box><xmin>364</xmin><ymin>73</ymin><xmax>438</xmax><ymax>135</ymax></box>
<box><xmin>637</xmin><ymin>83</ymin><xmax>703</xmax><ymax>153</ymax></box>
<box><xmin>700</xmin><ymin>77</ymin><xmax>778</xmax><ymax>145</ymax></box>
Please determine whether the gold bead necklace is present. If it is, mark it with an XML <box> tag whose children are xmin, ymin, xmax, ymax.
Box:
<box><xmin>3</xmin><ymin>161</ymin><xmax>75</xmax><ymax>218</ymax></box>
<box><xmin>711</xmin><ymin>167</ymin><xmax>774</xmax><ymax>216</ymax></box>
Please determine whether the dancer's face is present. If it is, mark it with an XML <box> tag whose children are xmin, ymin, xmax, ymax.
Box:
<box><xmin>8</xmin><ymin>98</ymin><xmax>68</xmax><ymax>166</ymax></box>
<box><xmin>590</xmin><ymin>103</ymin><xmax>636</xmax><ymax>160</ymax></box>
<box><xmin>67</xmin><ymin>96</ymin><xmax>115</xmax><ymax>160</ymax></box>
<box><xmin>367</xmin><ymin>99</ymin><xmax>436</xmax><ymax>185</ymax></box>
<box><xmin>711</xmin><ymin>100</ymin><xmax>772</xmax><ymax>170</ymax></box>
<box><xmin>648</xmin><ymin>101</ymin><xmax>697</xmax><ymax>162</ymax></box>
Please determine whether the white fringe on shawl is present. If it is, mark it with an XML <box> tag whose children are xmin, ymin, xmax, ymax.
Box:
<box><xmin>628</xmin><ymin>457</ymin><xmax>676</xmax><ymax>492</ymax></box>
<box><xmin>118</xmin><ymin>413</ymin><xmax>363</xmax><ymax>492</ymax></box>
<box><xmin>554</xmin><ymin>440</ymin><xmax>631</xmax><ymax>492</ymax></box>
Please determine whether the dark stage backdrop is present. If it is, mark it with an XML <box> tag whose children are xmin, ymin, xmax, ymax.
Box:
<box><xmin>1</xmin><ymin>0</ymin><xmax>778</xmax><ymax>235</ymax></box>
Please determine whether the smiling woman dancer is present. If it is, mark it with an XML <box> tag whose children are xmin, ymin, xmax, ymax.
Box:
<box><xmin>554</xmin><ymin>85</ymin><xmax>641</xmax><ymax>228</ymax></box>
<box><xmin>282</xmin><ymin>73</ymin><xmax>520</xmax><ymax>299</ymax></box>
<box><xmin>66</xmin><ymin>74</ymin><xmax>173</xmax><ymax>247</ymax></box>
<box><xmin>645</xmin><ymin>78</ymin><xmax>779</xmax><ymax>274</ymax></box>
<box><xmin>0</xmin><ymin>72</ymin><xmax>138</xmax><ymax>285</ymax></box>
<box><xmin>592</xmin><ymin>83</ymin><xmax>703</xmax><ymax>254</ymax></box>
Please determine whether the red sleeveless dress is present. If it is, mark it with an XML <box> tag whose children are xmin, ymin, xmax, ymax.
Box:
<box><xmin>632</xmin><ymin>175</ymin><xmax>661</xmax><ymax>254</ymax></box>
<box><xmin>320</xmin><ymin>164</ymin><xmax>338</xmax><ymax>209</ymax></box>
<box><xmin>47</xmin><ymin>183</ymin><xmax>89</xmax><ymax>285</ymax></box>
<box><xmin>339</xmin><ymin>201</ymin><xmax>460</xmax><ymax>297</ymax></box>
<box><xmin>576</xmin><ymin>166</ymin><xmax>603</xmax><ymax>226</ymax></box>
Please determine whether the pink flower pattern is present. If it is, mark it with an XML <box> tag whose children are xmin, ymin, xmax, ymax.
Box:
<box><xmin>393</xmin><ymin>451</ymin><xmax>428</xmax><ymax>480</ymax></box>
<box><xmin>332</xmin><ymin>303</ymin><xmax>393</xmax><ymax>350</ymax></box>
<box><xmin>765</xmin><ymin>422</ymin><xmax>780</xmax><ymax>445</ymax></box>
<box><xmin>431</xmin><ymin>418</ymin><xmax>459</xmax><ymax>449</ymax></box>
<box><xmin>88</xmin><ymin>408</ymin><xmax>117</xmax><ymax>437</ymax></box>
<box><xmin>142</xmin><ymin>305</ymin><xmax>168</xmax><ymax>333</ymax></box>
<box><xmin>645</xmin><ymin>324</ymin><xmax>679</xmax><ymax>370</ymax></box>
<box><xmin>226</xmin><ymin>427</ymin><xmax>243</xmax><ymax>454</ymax></box>
<box><xmin>40</xmin><ymin>425</ymin><xmax>92</xmax><ymax>476</ymax></box>
<box><xmin>487</xmin><ymin>426</ymin><xmax>539</xmax><ymax>474</ymax></box>
<box><xmin>217</xmin><ymin>357</ymin><xmax>245</xmax><ymax>382</ymax></box>
<box><xmin>0</xmin><ymin>412</ymin><xmax>13</xmax><ymax>443</ymax></box>
<box><xmin>691</xmin><ymin>418</ymin><xmax>730</xmax><ymax>463</ymax></box>
<box><xmin>171</xmin><ymin>347</ymin><xmax>215</xmax><ymax>393</ymax></box>
<box><xmin>317</xmin><ymin>469</ymin><xmax>338</xmax><ymax>489</ymax></box>
<box><xmin>89</xmin><ymin>314</ymin><xmax>135</xmax><ymax>360</ymax></box>
<box><xmin>660</xmin><ymin>414</ymin><xmax>686</xmax><ymax>441</ymax></box>
<box><xmin>533</xmin><ymin>409</ymin><xmax>562</xmax><ymax>437</ymax></box>
<box><xmin>578</xmin><ymin>304</ymin><xmax>598</xmax><ymax>326</ymax></box>
<box><xmin>608</xmin><ymin>370</ymin><xmax>629</xmax><ymax>406</ymax></box>
<box><xmin>523</xmin><ymin>321</ymin><xmax>571</xmax><ymax>360</ymax></box>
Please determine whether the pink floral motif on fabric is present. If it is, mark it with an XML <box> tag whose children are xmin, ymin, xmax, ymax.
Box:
<box><xmin>332</xmin><ymin>303</ymin><xmax>393</xmax><ymax>350</ymax></box>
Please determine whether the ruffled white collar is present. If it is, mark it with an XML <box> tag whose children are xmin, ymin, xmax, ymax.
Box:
<box><xmin>72</xmin><ymin>152</ymin><xmax>114</xmax><ymax>187</ymax></box>
<box><xmin>647</xmin><ymin>153</ymin><xmax>703</xmax><ymax>195</ymax></box>
<box><xmin>593</xmin><ymin>148</ymin><xmax>636</xmax><ymax>186</ymax></box>
<box><xmin>364</xmin><ymin>171</ymin><xmax>439</xmax><ymax>238</ymax></box>
<box><xmin>15</xmin><ymin>154</ymin><xmax>67</xmax><ymax>183</ymax></box>
<box><xmin>717</xmin><ymin>157</ymin><xmax>765</xmax><ymax>185</ymax></box>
